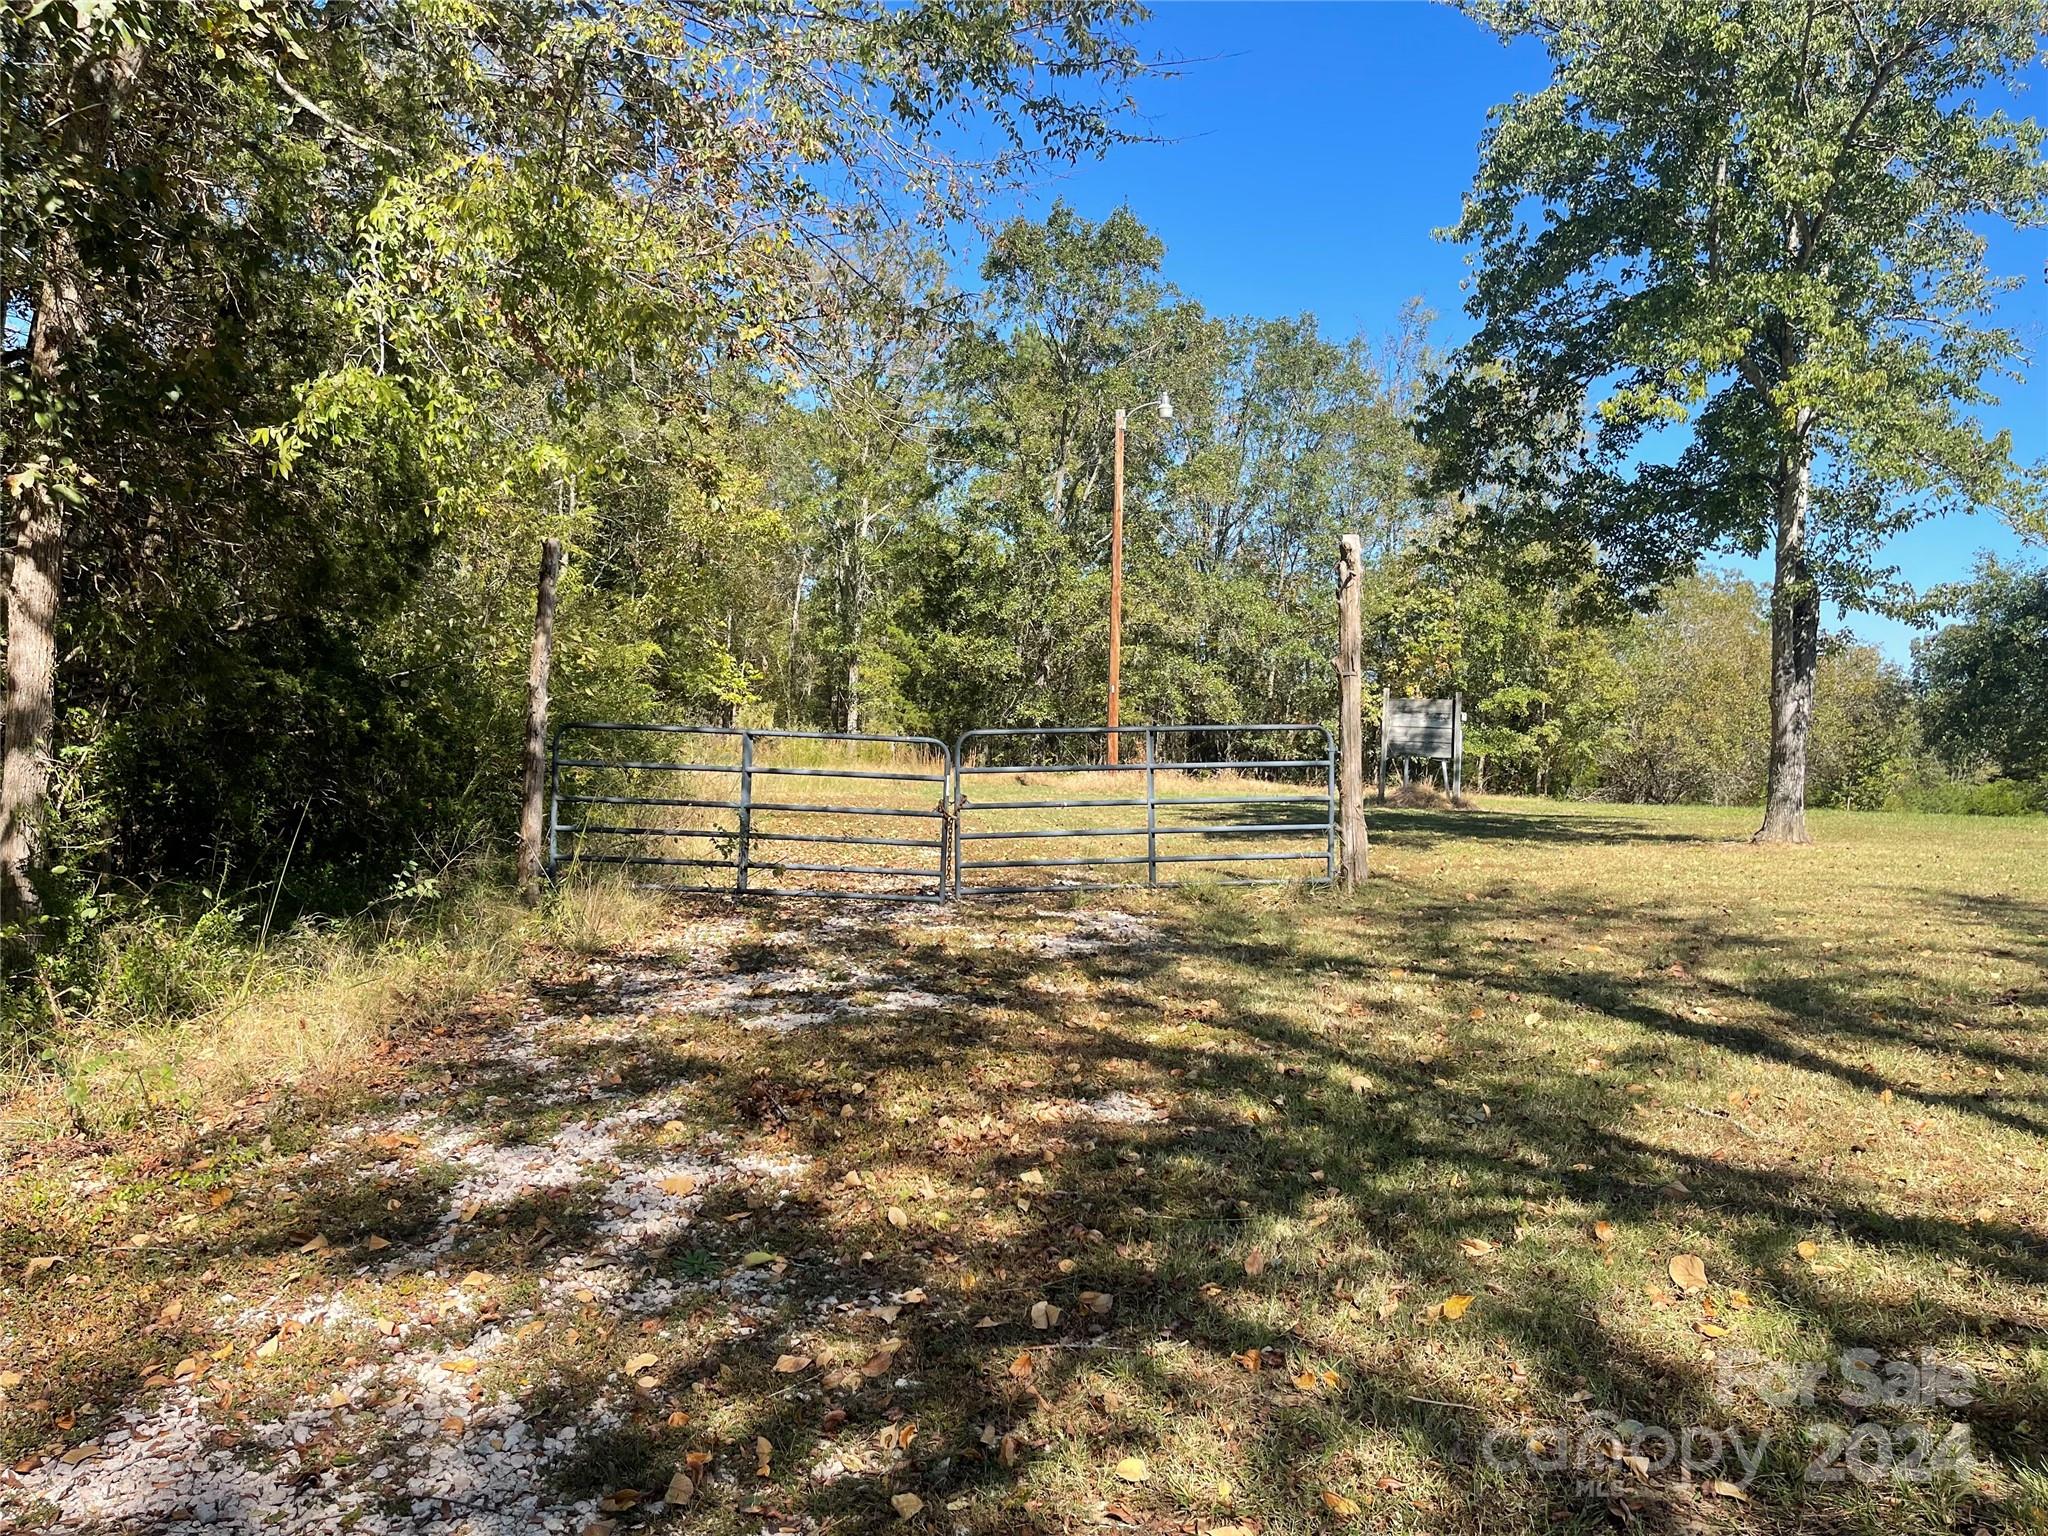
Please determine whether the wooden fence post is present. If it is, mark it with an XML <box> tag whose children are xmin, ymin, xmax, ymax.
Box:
<box><xmin>1336</xmin><ymin>534</ymin><xmax>1367</xmax><ymax>889</ymax></box>
<box><xmin>518</xmin><ymin>538</ymin><xmax>563</xmax><ymax>900</ymax></box>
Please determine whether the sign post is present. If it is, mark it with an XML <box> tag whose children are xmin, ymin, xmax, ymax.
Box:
<box><xmin>1335</xmin><ymin>535</ymin><xmax>1367</xmax><ymax>888</ymax></box>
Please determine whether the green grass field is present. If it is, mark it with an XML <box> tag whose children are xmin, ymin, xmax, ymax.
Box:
<box><xmin>2</xmin><ymin>799</ymin><xmax>2043</xmax><ymax>1534</ymax></box>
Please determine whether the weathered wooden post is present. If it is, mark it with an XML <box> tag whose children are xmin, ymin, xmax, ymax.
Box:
<box><xmin>1335</xmin><ymin>534</ymin><xmax>1367</xmax><ymax>889</ymax></box>
<box><xmin>518</xmin><ymin>537</ymin><xmax>563</xmax><ymax>900</ymax></box>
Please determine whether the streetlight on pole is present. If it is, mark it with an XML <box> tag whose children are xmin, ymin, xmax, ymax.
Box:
<box><xmin>1108</xmin><ymin>390</ymin><xmax>1171</xmax><ymax>766</ymax></box>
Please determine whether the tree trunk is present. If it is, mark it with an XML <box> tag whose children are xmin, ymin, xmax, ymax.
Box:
<box><xmin>0</xmin><ymin>245</ymin><xmax>85</xmax><ymax>940</ymax></box>
<box><xmin>845</xmin><ymin>497</ymin><xmax>869</xmax><ymax>734</ymax></box>
<box><xmin>1756</xmin><ymin>440</ymin><xmax>1819</xmax><ymax>844</ymax></box>
<box><xmin>1</xmin><ymin>33</ymin><xmax>137</xmax><ymax>950</ymax></box>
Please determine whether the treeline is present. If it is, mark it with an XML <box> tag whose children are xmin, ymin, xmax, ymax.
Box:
<box><xmin>5</xmin><ymin>3</ymin><xmax>2044</xmax><ymax>981</ymax></box>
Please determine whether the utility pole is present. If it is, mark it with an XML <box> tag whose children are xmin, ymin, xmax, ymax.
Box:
<box><xmin>1106</xmin><ymin>392</ymin><xmax>1170</xmax><ymax>767</ymax></box>
<box><xmin>1336</xmin><ymin>533</ymin><xmax>1367</xmax><ymax>889</ymax></box>
<box><xmin>1108</xmin><ymin>407</ymin><xmax>1126</xmax><ymax>766</ymax></box>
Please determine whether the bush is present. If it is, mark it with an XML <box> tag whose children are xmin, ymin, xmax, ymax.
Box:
<box><xmin>1883</xmin><ymin>779</ymin><xmax>2044</xmax><ymax>816</ymax></box>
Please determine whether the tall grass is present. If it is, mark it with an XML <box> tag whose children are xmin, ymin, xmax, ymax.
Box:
<box><xmin>0</xmin><ymin>870</ymin><xmax>667</xmax><ymax>1144</ymax></box>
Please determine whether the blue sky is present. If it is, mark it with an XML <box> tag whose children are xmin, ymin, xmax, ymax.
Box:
<box><xmin>986</xmin><ymin>1</ymin><xmax>2048</xmax><ymax>662</ymax></box>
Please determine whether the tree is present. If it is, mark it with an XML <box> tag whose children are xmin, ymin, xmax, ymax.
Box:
<box><xmin>1914</xmin><ymin>559</ymin><xmax>2048</xmax><ymax>782</ymax></box>
<box><xmin>1422</xmin><ymin>0</ymin><xmax>2048</xmax><ymax>843</ymax></box>
<box><xmin>3</xmin><ymin>0</ymin><xmax>1151</xmax><ymax>949</ymax></box>
<box><xmin>1602</xmin><ymin>573</ymin><xmax>1771</xmax><ymax>806</ymax></box>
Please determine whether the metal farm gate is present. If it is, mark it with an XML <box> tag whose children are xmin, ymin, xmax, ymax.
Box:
<box><xmin>952</xmin><ymin>724</ymin><xmax>1334</xmax><ymax>896</ymax></box>
<box><xmin>549</xmin><ymin>724</ymin><xmax>952</xmax><ymax>901</ymax></box>
<box><xmin>549</xmin><ymin>721</ymin><xmax>1333</xmax><ymax>900</ymax></box>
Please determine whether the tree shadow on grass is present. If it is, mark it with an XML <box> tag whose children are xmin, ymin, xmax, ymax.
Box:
<box><xmin>2</xmin><ymin>882</ymin><xmax>2042</xmax><ymax>1535</ymax></box>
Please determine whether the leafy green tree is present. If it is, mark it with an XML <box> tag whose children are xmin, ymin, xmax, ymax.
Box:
<box><xmin>3</xmin><ymin>0</ymin><xmax>1151</xmax><ymax>949</ymax></box>
<box><xmin>1914</xmin><ymin>559</ymin><xmax>2048</xmax><ymax>782</ymax></box>
<box><xmin>1808</xmin><ymin>641</ymin><xmax>1918</xmax><ymax>810</ymax></box>
<box><xmin>1423</xmin><ymin>0</ymin><xmax>2048</xmax><ymax>843</ymax></box>
<box><xmin>1602</xmin><ymin>573</ymin><xmax>1771</xmax><ymax>806</ymax></box>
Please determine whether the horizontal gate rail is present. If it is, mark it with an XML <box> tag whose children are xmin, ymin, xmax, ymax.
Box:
<box><xmin>550</xmin><ymin>723</ymin><xmax>951</xmax><ymax>900</ymax></box>
<box><xmin>953</xmin><ymin>723</ymin><xmax>1335</xmax><ymax>897</ymax></box>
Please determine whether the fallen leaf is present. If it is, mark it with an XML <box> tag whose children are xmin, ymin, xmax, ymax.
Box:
<box><xmin>1795</xmin><ymin>1240</ymin><xmax>1818</xmax><ymax>1260</ymax></box>
<box><xmin>624</xmin><ymin>1352</ymin><xmax>659</xmax><ymax>1375</ymax></box>
<box><xmin>439</xmin><ymin>1357</ymin><xmax>479</xmax><ymax>1374</ymax></box>
<box><xmin>886</xmin><ymin>1206</ymin><xmax>909</xmax><ymax>1230</ymax></box>
<box><xmin>298</xmin><ymin>1234</ymin><xmax>331</xmax><ymax>1256</ymax></box>
<box><xmin>755</xmin><ymin>1435</ymin><xmax>773</xmax><ymax>1476</ymax></box>
<box><xmin>1592</xmin><ymin>1220</ymin><xmax>1616</xmax><ymax>1244</ymax></box>
<box><xmin>1029</xmin><ymin>1300</ymin><xmax>1061</xmax><ymax>1330</ymax></box>
<box><xmin>773</xmin><ymin>1354</ymin><xmax>812</xmax><ymax>1374</ymax></box>
<box><xmin>1112</xmin><ymin>1456</ymin><xmax>1149</xmax><ymax>1483</ymax></box>
<box><xmin>891</xmin><ymin>1492</ymin><xmax>924</xmax><ymax>1519</ymax></box>
<box><xmin>663</xmin><ymin>1471</ymin><xmax>694</xmax><ymax>1506</ymax></box>
<box><xmin>156</xmin><ymin>1298</ymin><xmax>184</xmax><ymax>1326</ymax></box>
<box><xmin>1709</xmin><ymin>1479</ymin><xmax>1748</xmax><ymax>1500</ymax></box>
<box><xmin>1668</xmin><ymin>1254</ymin><xmax>1708</xmax><ymax>1293</ymax></box>
<box><xmin>1243</xmin><ymin>1247</ymin><xmax>1266</xmax><ymax>1277</ymax></box>
<box><xmin>661</xmin><ymin>1174</ymin><xmax>698</xmax><ymax>1197</ymax></box>
<box><xmin>1321</xmin><ymin>1489</ymin><xmax>1361</xmax><ymax>1515</ymax></box>
<box><xmin>364</xmin><ymin>1235</ymin><xmax>391</xmax><ymax>1252</ymax></box>
<box><xmin>740</xmin><ymin>1251</ymin><xmax>779</xmax><ymax>1269</ymax></box>
<box><xmin>1458</xmin><ymin>1237</ymin><xmax>1494</xmax><ymax>1259</ymax></box>
<box><xmin>1441</xmin><ymin>1293</ymin><xmax>1474</xmax><ymax>1320</ymax></box>
<box><xmin>1078</xmin><ymin>1290</ymin><xmax>1113</xmax><ymax>1315</ymax></box>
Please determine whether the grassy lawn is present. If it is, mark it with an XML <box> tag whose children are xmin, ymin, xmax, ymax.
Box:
<box><xmin>2</xmin><ymin>798</ymin><xmax>2043</xmax><ymax>1534</ymax></box>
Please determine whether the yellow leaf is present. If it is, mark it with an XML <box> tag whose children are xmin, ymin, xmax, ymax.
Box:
<box><xmin>1668</xmin><ymin>1254</ymin><xmax>1708</xmax><ymax>1293</ymax></box>
<box><xmin>660</xmin><ymin>1174</ymin><xmax>698</xmax><ymax>1197</ymax></box>
<box><xmin>1795</xmin><ymin>1240</ymin><xmax>1818</xmax><ymax>1260</ymax></box>
<box><xmin>1710</xmin><ymin>1479</ymin><xmax>1748</xmax><ymax>1500</ymax></box>
<box><xmin>439</xmin><ymin>1357</ymin><xmax>479</xmax><ymax>1374</ymax></box>
<box><xmin>740</xmin><ymin>1251</ymin><xmax>779</xmax><ymax>1268</ymax></box>
<box><xmin>156</xmin><ymin>1298</ymin><xmax>184</xmax><ymax>1326</ymax></box>
<box><xmin>1592</xmin><ymin>1220</ymin><xmax>1616</xmax><ymax>1244</ymax></box>
<box><xmin>1458</xmin><ymin>1237</ymin><xmax>1494</xmax><ymax>1258</ymax></box>
<box><xmin>891</xmin><ymin>1492</ymin><xmax>924</xmax><ymax>1519</ymax></box>
<box><xmin>1113</xmin><ymin>1456</ymin><xmax>1150</xmax><ymax>1483</ymax></box>
<box><xmin>755</xmin><ymin>1435</ymin><xmax>773</xmax><ymax>1476</ymax></box>
<box><xmin>1441</xmin><ymin>1294</ymin><xmax>1475</xmax><ymax>1320</ymax></box>
<box><xmin>1321</xmin><ymin>1489</ymin><xmax>1361</xmax><ymax>1515</ymax></box>
<box><xmin>624</xmin><ymin>1352</ymin><xmax>659</xmax><ymax>1374</ymax></box>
